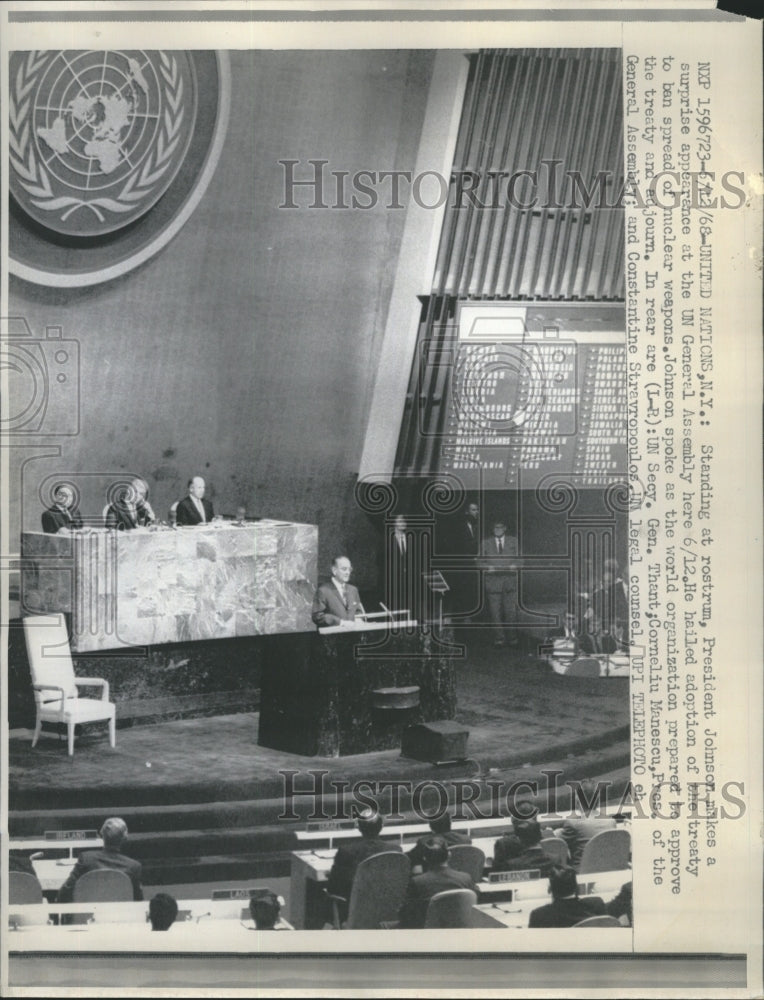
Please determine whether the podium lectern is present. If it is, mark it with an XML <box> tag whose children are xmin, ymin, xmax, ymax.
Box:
<box><xmin>258</xmin><ymin>622</ymin><xmax>456</xmax><ymax>757</ymax></box>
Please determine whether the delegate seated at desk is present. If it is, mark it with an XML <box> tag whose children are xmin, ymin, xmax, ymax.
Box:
<box><xmin>42</xmin><ymin>483</ymin><xmax>83</xmax><ymax>533</ymax></box>
<box><xmin>326</xmin><ymin>808</ymin><xmax>400</xmax><ymax>918</ymax></box>
<box><xmin>57</xmin><ymin>817</ymin><xmax>143</xmax><ymax>902</ymax></box>
<box><xmin>311</xmin><ymin>555</ymin><xmax>366</xmax><ymax>628</ymax></box>
<box><xmin>493</xmin><ymin>818</ymin><xmax>555</xmax><ymax>877</ymax></box>
<box><xmin>528</xmin><ymin>865</ymin><xmax>606</xmax><ymax>928</ymax></box>
<box><xmin>398</xmin><ymin>836</ymin><xmax>476</xmax><ymax>929</ymax></box>
<box><xmin>175</xmin><ymin>476</ymin><xmax>214</xmax><ymax>526</ymax></box>
<box><xmin>105</xmin><ymin>478</ymin><xmax>156</xmax><ymax>530</ymax></box>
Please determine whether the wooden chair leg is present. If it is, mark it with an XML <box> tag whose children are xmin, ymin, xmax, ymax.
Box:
<box><xmin>109</xmin><ymin>715</ymin><xmax>116</xmax><ymax>748</ymax></box>
<box><xmin>67</xmin><ymin>722</ymin><xmax>75</xmax><ymax>756</ymax></box>
<box><xmin>32</xmin><ymin>716</ymin><xmax>42</xmax><ymax>748</ymax></box>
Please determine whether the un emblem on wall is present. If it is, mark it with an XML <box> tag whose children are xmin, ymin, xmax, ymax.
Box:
<box><xmin>9</xmin><ymin>50</ymin><xmax>230</xmax><ymax>286</ymax></box>
<box><xmin>10</xmin><ymin>50</ymin><xmax>194</xmax><ymax>236</ymax></box>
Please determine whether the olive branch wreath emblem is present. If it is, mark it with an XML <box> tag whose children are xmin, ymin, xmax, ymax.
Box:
<box><xmin>9</xmin><ymin>51</ymin><xmax>185</xmax><ymax>224</ymax></box>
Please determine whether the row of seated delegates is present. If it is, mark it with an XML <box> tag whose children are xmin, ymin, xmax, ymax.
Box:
<box><xmin>57</xmin><ymin>817</ymin><xmax>143</xmax><ymax>902</ymax></box>
<box><xmin>324</xmin><ymin>809</ymin><xmax>476</xmax><ymax>930</ymax></box>
<box><xmin>40</xmin><ymin>475</ymin><xmax>220</xmax><ymax>534</ymax></box>
<box><xmin>311</xmin><ymin>555</ymin><xmax>366</xmax><ymax>628</ymax></box>
<box><xmin>40</xmin><ymin>478</ymin><xmax>157</xmax><ymax>533</ymax></box>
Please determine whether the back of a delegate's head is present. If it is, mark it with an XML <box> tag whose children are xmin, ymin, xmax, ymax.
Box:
<box><xmin>356</xmin><ymin>808</ymin><xmax>383</xmax><ymax>838</ymax></box>
<box><xmin>100</xmin><ymin>817</ymin><xmax>128</xmax><ymax>849</ymax></box>
<box><xmin>149</xmin><ymin>893</ymin><xmax>178</xmax><ymax>931</ymax></box>
<box><xmin>497</xmin><ymin>832</ymin><xmax>523</xmax><ymax>860</ymax></box>
<box><xmin>514</xmin><ymin>819</ymin><xmax>542</xmax><ymax>848</ymax></box>
<box><xmin>421</xmin><ymin>835</ymin><xmax>449</xmax><ymax>870</ymax></box>
<box><xmin>549</xmin><ymin>866</ymin><xmax>579</xmax><ymax>900</ymax></box>
<box><xmin>249</xmin><ymin>892</ymin><xmax>281</xmax><ymax>929</ymax></box>
<box><xmin>429</xmin><ymin>814</ymin><xmax>452</xmax><ymax>835</ymax></box>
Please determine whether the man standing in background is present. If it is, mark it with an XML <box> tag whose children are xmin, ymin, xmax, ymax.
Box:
<box><xmin>480</xmin><ymin>519</ymin><xmax>519</xmax><ymax>647</ymax></box>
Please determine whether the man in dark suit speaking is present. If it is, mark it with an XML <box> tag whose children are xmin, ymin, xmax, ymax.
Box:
<box><xmin>57</xmin><ymin>817</ymin><xmax>143</xmax><ymax>902</ymax></box>
<box><xmin>311</xmin><ymin>555</ymin><xmax>366</xmax><ymax>628</ymax></box>
<box><xmin>175</xmin><ymin>476</ymin><xmax>214</xmax><ymax>526</ymax></box>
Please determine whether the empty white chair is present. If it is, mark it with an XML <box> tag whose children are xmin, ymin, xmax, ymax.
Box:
<box><xmin>23</xmin><ymin>614</ymin><xmax>116</xmax><ymax>756</ymax></box>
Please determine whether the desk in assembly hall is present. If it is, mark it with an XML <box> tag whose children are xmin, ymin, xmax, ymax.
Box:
<box><xmin>289</xmin><ymin>839</ymin><xmax>629</xmax><ymax>929</ymax></box>
<box><xmin>21</xmin><ymin>519</ymin><xmax>317</xmax><ymax>652</ymax></box>
<box><xmin>258</xmin><ymin>620</ymin><xmax>457</xmax><ymax>757</ymax></box>
<box><xmin>7</xmin><ymin>898</ymin><xmax>294</xmax><ymax>953</ymax></box>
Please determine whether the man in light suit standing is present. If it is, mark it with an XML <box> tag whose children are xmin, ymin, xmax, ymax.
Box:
<box><xmin>311</xmin><ymin>555</ymin><xmax>366</xmax><ymax>628</ymax></box>
<box><xmin>480</xmin><ymin>519</ymin><xmax>519</xmax><ymax>647</ymax></box>
<box><xmin>175</xmin><ymin>476</ymin><xmax>214</xmax><ymax>526</ymax></box>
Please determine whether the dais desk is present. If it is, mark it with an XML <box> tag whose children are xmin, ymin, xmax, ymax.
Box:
<box><xmin>22</xmin><ymin>520</ymin><xmax>317</xmax><ymax>652</ymax></box>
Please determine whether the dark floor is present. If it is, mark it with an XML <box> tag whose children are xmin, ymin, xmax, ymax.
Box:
<box><xmin>9</xmin><ymin>638</ymin><xmax>629</xmax><ymax>810</ymax></box>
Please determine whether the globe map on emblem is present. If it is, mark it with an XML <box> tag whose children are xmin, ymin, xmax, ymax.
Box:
<box><xmin>9</xmin><ymin>50</ymin><xmax>197</xmax><ymax>238</ymax></box>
